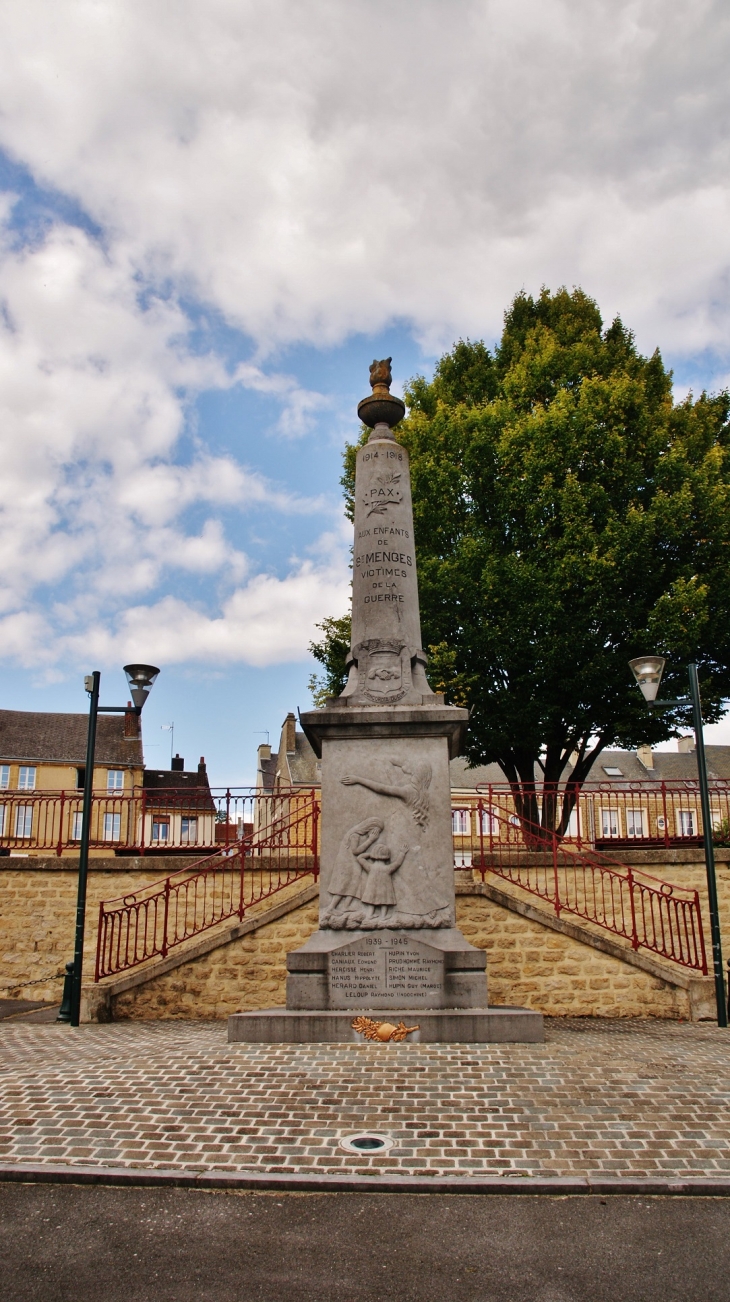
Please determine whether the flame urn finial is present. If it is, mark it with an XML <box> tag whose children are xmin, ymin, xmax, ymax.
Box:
<box><xmin>357</xmin><ymin>356</ymin><xmax>406</xmax><ymax>434</ymax></box>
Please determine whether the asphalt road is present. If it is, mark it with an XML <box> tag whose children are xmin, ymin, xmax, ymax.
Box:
<box><xmin>1</xmin><ymin>1184</ymin><xmax>728</xmax><ymax>1301</ymax></box>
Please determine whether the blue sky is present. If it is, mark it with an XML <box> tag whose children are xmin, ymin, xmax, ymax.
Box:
<box><xmin>0</xmin><ymin>1</ymin><xmax>729</xmax><ymax>785</ymax></box>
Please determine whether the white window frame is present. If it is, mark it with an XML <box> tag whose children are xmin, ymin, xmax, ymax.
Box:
<box><xmin>678</xmin><ymin>810</ymin><xmax>696</xmax><ymax>837</ymax></box>
<box><xmin>601</xmin><ymin>807</ymin><xmax>621</xmax><ymax>838</ymax></box>
<box><xmin>103</xmin><ymin>812</ymin><xmax>121</xmax><ymax>841</ymax></box>
<box><xmin>152</xmin><ymin>817</ymin><xmax>170</xmax><ymax>843</ymax></box>
<box><xmin>452</xmin><ymin>809</ymin><xmax>471</xmax><ymax>836</ymax></box>
<box><xmin>18</xmin><ymin>766</ymin><xmax>36</xmax><ymax>791</ymax></box>
<box><xmin>72</xmin><ymin>811</ymin><xmax>84</xmax><ymax>841</ymax></box>
<box><xmin>566</xmin><ymin>809</ymin><xmax>582</xmax><ymax>838</ymax></box>
<box><xmin>479</xmin><ymin>808</ymin><xmax>500</xmax><ymax>836</ymax></box>
<box><xmin>107</xmin><ymin>770</ymin><xmax>124</xmax><ymax>792</ymax></box>
<box><xmin>0</xmin><ymin>804</ymin><xmax>6</xmax><ymax>836</ymax></box>
<box><xmin>181</xmin><ymin>816</ymin><xmax>198</xmax><ymax>844</ymax></box>
<box><xmin>0</xmin><ymin>765</ymin><xmax>9</xmax><ymax>790</ymax></box>
<box><xmin>626</xmin><ymin>808</ymin><xmax>646</xmax><ymax>839</ymax></box>
<box><xmin>15</xmin><ymin>805</ymin><xmax>33</xmax><ymax>838</ymax></box>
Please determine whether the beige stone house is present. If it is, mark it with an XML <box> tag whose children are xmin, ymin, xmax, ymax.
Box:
<box><xmin>0</xmin><ymin>708</ymin><xmax>143</xmax><ymax>855</ymax></box>
<box><xmin>140</xmin><ymin>755</ymin><xmax>217</xmax><ymax>853</ymax></box>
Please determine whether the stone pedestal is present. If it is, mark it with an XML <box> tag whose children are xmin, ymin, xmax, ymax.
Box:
<box><xmin>228</xmin><ymin>1007</ymin><xmax>543</xmax><ymax>1044</ymax></box>
<box><xmin>286</xmin><ymin>927</ymin><xmax>487</xmax><ymax>1010</ymax></box>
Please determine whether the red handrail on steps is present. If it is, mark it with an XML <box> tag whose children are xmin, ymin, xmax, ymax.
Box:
<box><xmin>466</xmin><ymin>802</ymin><xmax>707</xmax><ymax>974</ymax></box>
<box><xmin>95</xmin><ymin>788</ymin><xmax>708</xmax><ymax>982</ymax></box>
<box><xmin>95</xmin><ymin>792</ymin><xmax>320</xmax><ymax>980</ymax></box>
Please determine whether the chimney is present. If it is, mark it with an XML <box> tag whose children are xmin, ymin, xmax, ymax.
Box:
<box><xmin>258</xmin><ymin>743</ymin><xmax>272</xmax><ymax>762</ymax></box>
<box><xmin>637</xmin><ymin>744</ymin><xmax>654</xmax><ymax>769</ymax></box>
<box><xmin>198</xmin><ymin>756</ymin><xmax>207</xmax><ymax>774</ymax></box>
<box><xmin>123</xmin><ymin>701</ymin><xmax>139</xmax><ymax>739</ymax></box>
<box><xmin>677</xmin><ymin>737</ymin><xmax>695</xmax><ymax>753</ymax></box>
<box><xmin>283</xmin><ymin>712</ymin><xmax>297</xmax><ymax>754</ymax></box>
<box><xmin>171</xmin><ymin>753</ymin><xmax>184</xmax><ymax>772</ymax></box>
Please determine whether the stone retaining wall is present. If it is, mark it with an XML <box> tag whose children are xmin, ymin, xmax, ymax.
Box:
<box><xmin>105</xmin><ymin>891</ymin><xmax>693</xmax><ymax>1021</ymax></box>
<box><xmin>2</xmin><ymin>852</ymin><xmax>726</xmax><ymax>1017</ymax></box>
<box><xmin>0</xmin><ymin>859</ymin><xmax>184</xmax><ymax>1003</ymax></box>
<box><xmin>456</xmin><ymin>894</ymin><xmax>691</xmax><ymax>1018</ymax></box>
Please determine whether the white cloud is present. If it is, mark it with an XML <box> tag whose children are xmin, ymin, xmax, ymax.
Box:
<box><xmin>61</xmin><ymin>554</ymin><xmax>351</xmax><ymax>669</ymax></box>
<box><xmin>0</xmin><ymin>0</ymin><xmax>727</xmax><ymax>359</ymax></box>
<box><xmin>0</xmin><ymin>1</ymin><xmax>729</xmax><ymax>677</ymax></box>
<box><xmin>0</xmin><ymin>210</ymin><xmax>333</xmax><ymax>664</ymax></box>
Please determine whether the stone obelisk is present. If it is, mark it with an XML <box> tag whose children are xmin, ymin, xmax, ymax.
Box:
<box><xmin>228</xmin><ymin>361</ymin><xmax>543</xmax><ymax>1044</ymax></box>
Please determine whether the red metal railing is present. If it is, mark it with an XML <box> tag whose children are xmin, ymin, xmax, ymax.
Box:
<box><xmin>466</xmin><ymin>781</ymin><xmax>730</xmax><ymax>850</ymax></box>
<box><xmin>95</xmin><ymin>791</ymin><xmax>319</xmax><ymax>979</ymax></box>
<box><xmin>95</xmin><ymin>783</ymin><xmax>708</xmax><ymax>981</ymax></box>
<box><xmin>0</xmin><ymin>786</ymin><xmax>318</xmax><ymax>855</ymax></box>
<box><xmin>453</xmin><ymin>800</ymin><xmax>707</xmax><ymax>973</ymax></box>
<box><xmin>3</xmin><ymin>779</ymin><xmax>729</xmax><ymax>856</ymax></box>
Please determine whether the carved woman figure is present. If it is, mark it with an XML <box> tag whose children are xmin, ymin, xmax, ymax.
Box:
<box><xmin>328</xmin><ymin>817</ymin><xmax>383</xmax><ymax>905</ymax></box>
<box><xmin>340</xmin><ymin>758</ymin><xmax>432</xmax><ymax>828</ymax></box>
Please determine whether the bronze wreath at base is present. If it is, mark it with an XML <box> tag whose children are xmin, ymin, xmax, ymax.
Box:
<box><xmin>351</xmin><ymin>1016</ymin><xmax>420</xmax><ymax>1042</ymax></box>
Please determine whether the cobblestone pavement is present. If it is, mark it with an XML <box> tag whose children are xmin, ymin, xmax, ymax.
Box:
<box><xmin>1</xmin><ymin>1018</ymin><xmax>729</xmax><ymax>1179</ymax></box>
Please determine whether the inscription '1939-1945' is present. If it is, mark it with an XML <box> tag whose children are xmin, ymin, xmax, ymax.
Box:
<box><xmin>329</xmin><ymin>935</ymin><xmax>444</xmax><ymax>1009</ymax></box>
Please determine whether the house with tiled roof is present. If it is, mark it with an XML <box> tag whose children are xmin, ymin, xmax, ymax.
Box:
<box><xmin>0</xmin><ymin>707</ymin><xmax>143</xmax><ymax>789</ymax></box>
<box><xmin>140</xmin><ymin>754</ymin><xmax>218</xmax><ymax>853</ymax></box>
<box><xmin>256</xmin><ymin>713</ymin><xmax>320</xmax><ymax>793</ymax></box>
<box><xmin>0</xmin><ymin>707</ymin><xmax>144</xmax><ymax>855</ymax></box>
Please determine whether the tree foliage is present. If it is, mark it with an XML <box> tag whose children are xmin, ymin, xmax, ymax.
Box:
<box><xmin>323</xmin><ymin>288</ymin><xmax>730</xmax><ymax>837</ymax></box>
<box><xmin>308</xmin><ymin>614</ymin><xmax>352</xmax><ymax>707</ymax></box>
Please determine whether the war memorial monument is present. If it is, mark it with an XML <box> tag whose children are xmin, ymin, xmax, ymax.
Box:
<box><xmin>228</xmin><ymin>362</ymin><xmax>542</xmax><ymax>1043</ymax></box>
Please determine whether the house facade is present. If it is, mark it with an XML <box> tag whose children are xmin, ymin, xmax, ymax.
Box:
<box><xmin>0</xmin><ymin>707</ymin><xmax>143</xmax><ymax>856</ymax></box>
<box><xmin>140</xmin><ymin>755</ymin><xmax>217</xmax><ymax>854</ymax></box>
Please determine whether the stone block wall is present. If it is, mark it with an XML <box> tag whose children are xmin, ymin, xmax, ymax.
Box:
<box><xmin>455</xmin><ymin>895</ymin><xmax>690</xmax><ymax>1019</ymax></box>
<box><xmin>113</xmin><ymin>900</ymin><xmax>320</xmax><ymax>1020</ymax></box>
<box><xmin>106</xmin><ymin>892</ymin><xmax>695</xmax><ymax>1022</ymax></box>
<box><xmin>0</xmin><ymin>859</ymin><xmax>192</xmax><ymax>1002</ymax></box>
<box><xmin>2</xmin><ymin>852</ymin><xmax>723</xmax><ymax>1018</ymax></box>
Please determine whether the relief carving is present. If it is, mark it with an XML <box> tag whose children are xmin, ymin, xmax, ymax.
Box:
<box><xmin>321</xmin><ymin>758</ymin><xmax>452</xmax><ymax>929</ymax></box>
<box><xmin>363</xmin><ymin>469</ymin><xmax>403</xmax><ymax>516</ymax></box>
<box><xmin>341</xmin><ymin>758</ymin><xmax>431</xmax><ymax>828</ymax></box>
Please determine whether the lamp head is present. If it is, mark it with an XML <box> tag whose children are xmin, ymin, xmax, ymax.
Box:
<box><xmin>628</xmin><ymin>656</ymin><xmax>665</xmax><ymax>703</ymax></box>
<box><xmin>123</xmin><ymin>663</ymin><xmax>160</xmax><ymax>711</ymax></box>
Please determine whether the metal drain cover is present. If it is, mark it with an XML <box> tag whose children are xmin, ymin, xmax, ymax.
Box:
<box><xmin>339</xmin><ymin>1133</ymin><xmax>394</xmax><ymax>1154</ymax></box>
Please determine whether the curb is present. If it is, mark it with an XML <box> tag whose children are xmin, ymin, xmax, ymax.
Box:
<box><xmin>1</xmin><ymin>1163</ymin><xmax>729</xmax><ymax>1196</ymax></box>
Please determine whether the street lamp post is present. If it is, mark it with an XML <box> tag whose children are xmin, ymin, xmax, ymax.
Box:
<box><xmin>63</xmin><ymin>663</ymin><xmax>159</xmax><ymax>1028</ymax></box>
<box><xmin>629</xmin><ymin>656</ymin><xmax>727</xmax><ymax>1027</ymax></box>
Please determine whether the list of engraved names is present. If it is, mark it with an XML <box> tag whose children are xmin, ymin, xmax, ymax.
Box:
<box><xmin>329</xmin><ymin>935</ymin><xmax>444</xmax><ymax>1008</ymax></box>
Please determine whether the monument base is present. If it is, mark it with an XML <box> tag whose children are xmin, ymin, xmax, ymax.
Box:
<box><xmin>227</xmin><ymin>1007</ymin><xmax>544</xmax><ymax>1044</ymax></box>
<box><xmin>286</xmin><ymin>928</ymin><xmax>488</xmax><ymax>1010</ymax></box>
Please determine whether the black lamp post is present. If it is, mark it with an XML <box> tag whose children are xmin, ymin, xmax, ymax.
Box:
<box><xmin>62</xmin><ymin>663</ymin><xmax>159</xmax><ymax>1028</ymax></box>
<box><xmin>629</xmin><ymin>656</ymin><xmax>727</xmax><ymax>1028</ymax></box>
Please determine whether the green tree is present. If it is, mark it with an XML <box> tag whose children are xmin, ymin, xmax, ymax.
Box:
<box><xmin>308</xmin><ymin>614</ymin><xmax>352</xmax><ymax>707</ymax></box>
<box><xmin>319</xmin><ymin>288</ymin><xmax>730</xmax><ymax>840</ymax></box>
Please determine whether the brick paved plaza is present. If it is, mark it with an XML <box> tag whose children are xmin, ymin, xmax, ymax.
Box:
<box><xmin>1</xmin><ymin>1018</ymin><xmax>729</xmax><ymax>1180</ymax></box>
